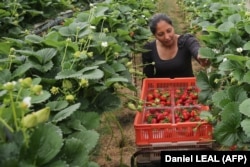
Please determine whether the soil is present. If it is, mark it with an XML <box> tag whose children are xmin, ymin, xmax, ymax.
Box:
<box><xmin>93</xmin><ymin>0</ymin><xmax>205</xmax><ymax>166</ymax></box>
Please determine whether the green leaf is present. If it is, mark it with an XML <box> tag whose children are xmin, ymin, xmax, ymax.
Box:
<box><xmin>94</xmin><ymin>6</ymin><xmax>109</xmax><ymax>17</ymax></box>
<box><xmin>78</xmin><ymin>29</ymin><xmax>92</xmax><ymax>38</ymax></box>
<box><xmin>2</xmin><ymin>37</ymin><xmax>24</xmax><ymax>47</ymax></box>
<box><xmin>0</xmin><ymin>42</ymin><xmax>12</xmax><ymax>54</ymax></box>
<box><xmin>28</xmin><ymin>60</ymin><xmax>54</xmax><ymax>72</ymax></box>
<box><xmin>244</xmin><ymin>24</ymin><xmax>250</xmax><ymax>34</ymax></box>
<box><xmin>198</xmin><ymin>89</ymin><xmax>212</xmax><ymax>103</ymax></box>
<box><xmin>231</xmin><ymin>69</ymin><xmax>245</xmax><ymax>81</ymax></box>
<box><xmin>243</xmin><ymin>71</ymin><xmax>250</xmax><ymax>84</ymax></box>
<box><xmin>79</xmin><ymin>66</ymin><xmax>99</xmax><ymax>73</ymax></box>
<box><xmin>239</xmin><ymin>99</ymin><xmax>250</xmax><ymax>117</ymax></box>
<box><xmin>46</xmin><ymin>100</ymin><xmax>69</xmax><ymax>111</ymax></box>
<box><xmin>218</xmin><ymin>21</ymin><xmax>235</xmax><ymax>32</ymax></box>
<box><xmin>53</xmin><ymin>103</ymin><xmax>80</xmax><ymax>123</ymax></box>
<box><xmin>241</xmin><ymin>119</ymin><xmax>250</xmax><ymax>138</ymax></box>
<box><xmin>27</xmin><ymin>123</ymin><xmax>63</xmax><ymax>165</ymax></box>
<box><xmin>198</xmin><ymin>47</ymin><xmax>216</xmax><ymax>59</ymax></box>
<box><xmin>42</xmin><ymin>61</ymin><xmax>54</xmax><ymax>72</ymax></box>
<box><xmin>12</xmin><ymin>63</ymin><xmax>32</xmax><ymax>78</ymax></box>
<box><xmin>31</xmin><ymin>90</ymin><xmax>51</xmax><ymax>104</ymax></box>
<box><xmin>44</xmin><ymin>160</ymin><xmax>69</xmax><ymax>167</ymax></box>
<box><xmin>36</xmin><ymin>48</ymin><xmax>57</xmax><ymax>64</ymax></box>
<box><xmin>15</xmin><ymin>49</ymin><xmax>36</xmax><ymax>56</ymax></box>
<box><xmin>88</xmin><ymin>162</ymin><xmax>99</xmax><ymax>167</ymax></box>
<box><xmin>228</xmin><ymin>14</ymin><xmax>241</xmax><ymax>24</ymax></box>
<box><xmin>0</xmin><ymin>143</ymin><xmax>19</xmax><ymax>164</ymax></box>
<box><xmin>227</xmin><ymin>86</ymin><xmax>248</xmax><ymax>103</ymax></box>
<box><xmin>243</xmin><ymin>41</ymin><xmax>250</xmax><ymax>50</ymax></box>
<box><xmin>69</xmin><ymin>130</ymin><xmax>99</xmax><ymax>153</ymax></box>
<box><xmin>220</xmin><ymin>102</ymin><xmax>241</xmax><ymax>122</ymax></box>
<box><xmin>91</xmin><ymin>60</ymin><xmax>106</xmax><ymax>66</ymax></box>
<box><xmin>105</xmin><ymin>77</ymin><xmax>128</xmax><ymax>87</ymax></box>
<box><xmin>213</xmin><ymin>118</ymin><xmax>241</xmax><ymax>146</ymax></box>
<box><xmin>0</xmin><ymin>69</ymin><xmax>11</xmax><ymax>84</ymax></box>
<box><xmin>72</xmin><ymin>111</ymin><xmax>100</xmax><ymax>129</ymax></box>
<box><xmin>208</xmin><ymin>73</ymin><xmax>221</xmax><ymax>89</ymax></box>
<box><xmin>199</xmin><ymin>111</ymin><xmax>213</xmax><ymax>122</ymax></box>
<box><xmin>225</xmin><ymin>54</ymin><xmax>248</xmax><ymax>62</ymax></box>
<box><xmin>32</xmin><ymin>77</ymin><xmax>42</xmax><ymax>85</ymax></box>
<box><xmin>59</xmin><ymin>27</ymin><xmax>75</xmax><ymax>37</ymax></box>
<box><xmin>95</xmin><ymin>90</ymin><xmax>121</xmax><ymax>112</ymax></box>
<box><xmin>25</xmin><ymin>35</ymin><xmax>44</xmax><ymax>44</ymax></box>
<box><xmin>196</xmin><ymin>71</ymin><xmax>211</xmax><ymax>90</ymax></box>
<box><xmin>80</xmin><ymin>69</ymin><xmax>104</xmax><ymax>80</ymax></box>
<box><xmin>55</xmin><ymin>69</ymin><xmax>82</xmax><ymax>79</ymax></box>
<box><xmin>246</xmin><ymin>60</ymin><xmax>250</xmax><ymax>69</ymax></box>
<box><xmin>67</xmin><ymin>119</ymin><xmax>86</xmax><ymax>131</ymax></box>
<box><xmin>100</xmin><ymin>64</ymin><xmax>116</xmax><ymax>78</ymax></box>
<box><xmin>212</xmin><ymin>90</ymin><xmax>229</xmax><ymax>108</ymax></box>
<box><xmin>111</xmin><ymin>62</ymin><xmax>126</xmax><ymax>72</ymax></box>
<box><xmin>60</xmin><ymin>138</ymin><xmax>89</xmax><ymax>166</ymax></box>
<box><xmin>117</xmin><ymin>28</ymin><xmax>129</xmax><ymax>36</ymax></box>
<box><xmin>59</xmin><ymin>22</ymin><xmax>88</xmax><ymax>37</ymax></box>
<box><xmin>219</xmin><ymin>60</ymin><xmax>238</xmax><ymax>71</ymax></box>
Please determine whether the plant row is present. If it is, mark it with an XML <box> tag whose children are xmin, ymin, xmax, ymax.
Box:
<box><xmin>0</xmin><ymin>0</ymin><xmax>157</xmax><ymax>166</ymax></box>
<box><xmin>177</xmin><ymin>0</ymin><xmax>250</xmax><ymax>151</ymax></box>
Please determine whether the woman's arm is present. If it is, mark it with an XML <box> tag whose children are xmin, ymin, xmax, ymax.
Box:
<box><xmin>187</xmin><ymin>34</ymin><xmax>210</xmax><ymax>67</ymax></box>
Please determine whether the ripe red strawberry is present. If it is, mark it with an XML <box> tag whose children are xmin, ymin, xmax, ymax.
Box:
<box><xmin>147</xmin><ymin>93</ymin><xmax>154</xmax><ymax>101</ymax></box>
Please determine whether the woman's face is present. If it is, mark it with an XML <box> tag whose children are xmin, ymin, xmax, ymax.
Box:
<box><xmin>154</xmin><ymin>20</ymin><xmax>175</xmax><ymax>47</ymax></box>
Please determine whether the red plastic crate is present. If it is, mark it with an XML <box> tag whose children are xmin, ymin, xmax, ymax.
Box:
<box><xmin>134</xmin><ymin>77</ymin><xmax>213</xmax><ymax>146</ymax></box>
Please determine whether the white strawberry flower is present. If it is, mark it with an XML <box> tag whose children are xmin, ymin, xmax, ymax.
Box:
<box><xmin>23</xmin><ymin>97</ymin><xmax>31</xmax><ymax>108</ymax></box>
<box><xmin>101</xmin><ymin>41</ymin><xmax>108</xmax><ymax>47</ymax></box>
<box><xmin>236</xmin><ymin>47</ymin><xmax>243</xmax><ymax>53</ymax></box>
<box><xmin>90</xmin><ymin>26</ymin><xmax>96</xmax><ymax>30</ymax></box>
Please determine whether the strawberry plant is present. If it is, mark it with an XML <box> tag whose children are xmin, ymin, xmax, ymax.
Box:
<box><xmin>178</xmin><ymin>0</ymin><xmax>250</xmax><ymax>150</ymax></box>
<box><xmin>0</xmin><ymin>0</ymin><xmax>157</xmax><ymax>166</ymax></box>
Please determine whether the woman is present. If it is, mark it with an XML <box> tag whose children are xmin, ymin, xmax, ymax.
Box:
<box><xmin>142</xmin><ymin>13</ymin><xmax>209</xmax><ymax>78</ymax></box>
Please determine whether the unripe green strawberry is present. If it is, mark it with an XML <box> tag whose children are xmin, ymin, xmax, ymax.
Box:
<box><xmin>129</xmin><ymin>68</ymin><xmax>135</xmax><ymax>73</ymax></box>
<box><xmin>79</xmin><ymin>79</ymin><xmax>89</xmax><ymax>87</ymax></box>
<box><xmin>87</xmin><ymin>52</ymin><xmax>93</xmax><ymax>58</ymax></box>
<box><xmin>127</xmin><ymin>102</ymin><xmax>137</xmax><ymax>111</ymax></box>
<box><xmin>135</xmin><ymin>71</ymin><xmax>143</xmax><ymax>76</ymax></box>
<box><xmin>63</xmin><ymin>80</ymin><xmax>73</xmax><ymax>89</ymax></box>
<box><xmin>20</xmin><ymin>77</ymin><xmax>32</xmax><ymax>88</ymax></box>
<box><xmin>74</xmin><ymin>51</ymin><xmax>81</xmax><ymax>58</ymax></box>
<box><xmin>33</xmin><ymin>107</ymin><xmax>50</xmax><ymax>124</ymax></box>
<box><xmin>31</xmin><ymin>85</ymin><xmax>43</xmax><ymax>95</ymax></box>
<box><xmin>3</xmin><ymin>81</ymin><xmax>16</xmax><ymax>91</ymax></box>
<box><xmin>21</xmin><ymin>113</ymin><xmax>38</xmax><ymax>128</ymax></box>
<box><xmin>113</xmin><ymin>82</ymin><xmax>122</xmax><ymax>89</ymax></box>
<box><xmin>137</xmin><ymin>105</ymin><xmax>142</xmax><ymax>112</ymax></box>
<box><xmin>126</xmin><ymin>61</ymin><xmax>133</xmax><ymax>67</ymax></box>
<box><xmin>65</xmin><ymin>94</ymin><xmax>75</xmax><ymax>101</ymax></box>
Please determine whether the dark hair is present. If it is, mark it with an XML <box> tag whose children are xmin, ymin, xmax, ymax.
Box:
<box><xmin>149</xmin><ymin>13</ymin><xmax>173</xmax><ymax>34</ymax></box>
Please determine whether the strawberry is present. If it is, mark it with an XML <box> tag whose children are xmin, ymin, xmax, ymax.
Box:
<box><xmin>147</xmin><ymin>93</ymin><xmax>154</xmax><ymax>101</ymax></box>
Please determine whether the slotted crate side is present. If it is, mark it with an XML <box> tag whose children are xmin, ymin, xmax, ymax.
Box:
<box><xmin>134</xmin><ymin>104</ymin><xmax>212</xmax><ymax>146</ymax></box>
<box><xmin>141</xmin><ymin>78</ymin><xmax>196</xmax><ymax>95</ymax></box>
<box><xmin>134</xmin><ymin>112</ymin><xmax>213</xmax><ymax>146</ymax></box>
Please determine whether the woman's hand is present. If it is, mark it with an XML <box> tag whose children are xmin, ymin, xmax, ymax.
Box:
<box><xmin>197</xmin><ymin>55</ymin><xmax>210</xmax><ymax>67</ymax></box>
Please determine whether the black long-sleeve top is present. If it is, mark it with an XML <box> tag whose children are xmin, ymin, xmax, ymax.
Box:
<box><xmin>142</xmin><ymin>34</ymin><xmax>200</xmax><ymax>78</ymax></box>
